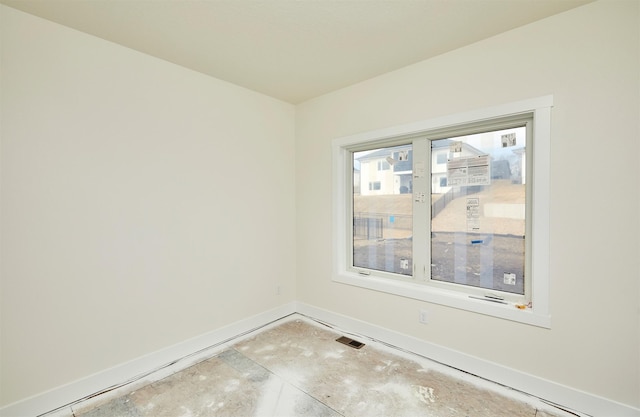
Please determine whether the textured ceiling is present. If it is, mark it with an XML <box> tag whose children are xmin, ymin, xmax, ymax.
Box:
<box><xmin>1</xmin><ymin>0</ymin><xmax>591</xmax><ymax>103</ymax></box>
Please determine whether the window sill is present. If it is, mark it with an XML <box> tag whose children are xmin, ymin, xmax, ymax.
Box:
<box><xmin>333</xmin><ymin>270</ymin><xmax>551</xmax><ymax>328</ymax></box>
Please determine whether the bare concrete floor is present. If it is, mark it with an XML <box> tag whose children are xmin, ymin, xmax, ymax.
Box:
<box><xmin>49</xmin><ymin>315</ymin><xmax>579</xmax><ymax>417</ymax></box>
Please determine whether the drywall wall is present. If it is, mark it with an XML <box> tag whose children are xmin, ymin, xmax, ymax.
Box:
<box><xmin>0</xmin><ymin>5</ymin><xmax>295</xmax><ymax>406</ymax></box>
<box><xmin>296</xmin><ymin>0</ymin><xmax>639</xmax><ymax>409</ymax></box>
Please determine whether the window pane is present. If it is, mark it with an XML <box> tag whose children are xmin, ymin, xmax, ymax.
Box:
<box><xmin>353</xmin><ymin>145</ymin><xmax>413</xmax><ymax>276</ymax></box>
<box><xmin>430</xmin><ymin>127</ymin><xmax>526</xmax><ymax>294</ymax></box>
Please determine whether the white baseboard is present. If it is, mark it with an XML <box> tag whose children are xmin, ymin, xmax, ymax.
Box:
<box><xmin>294</xmin><ymin>302</ymin><xmax>640</xmax><ymax>417</ymax></box>
<box><xmin>3</xmin><ymin>301</ymin><xmax>638</xmax><ymax>417</ymax></box>
<box><xmin>0</xmin><ymin>303</ymin><xmax>297</xmax><ymax>417</ymax></box>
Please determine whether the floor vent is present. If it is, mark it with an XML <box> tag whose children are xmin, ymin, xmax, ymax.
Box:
<box><xmin>336</xmin><ymin>336</ymin><xmax>365</xmax><ymax>349</ymax></box>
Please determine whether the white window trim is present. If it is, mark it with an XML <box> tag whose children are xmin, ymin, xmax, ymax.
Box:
<box><xmin>332</xmin><ymin>96</ymin><xmax>552</xmax><ymax>328</ymax></box>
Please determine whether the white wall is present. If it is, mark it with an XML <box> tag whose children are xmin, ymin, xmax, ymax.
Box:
<box><xmin>2</xmin><ymin>0</ymin><xmax>639</xmax><ymax>412</ymax></box>
<box><xmin>0</xmin><ymin>5</ymin><xmax>296</xmax><ymax>406</ymax></box>
<box><xmin>296</xmin><ymin>0</ymin><xmax>639</xmax><ymax>409</ymax></box>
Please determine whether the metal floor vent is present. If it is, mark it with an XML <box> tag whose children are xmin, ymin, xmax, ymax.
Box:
<box><xmin>336</xmin><ymin>336</ymin><xmax>365</xmax><ymax>349</ymax></box>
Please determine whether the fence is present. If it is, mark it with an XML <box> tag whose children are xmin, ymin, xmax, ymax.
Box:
<box><xmin>353</xmin><ymin>213</ymin><xmax>412</xmax><ymax>240</ymax></box>
<box><xmin>432</xmin><ymin>185</ymin><xmax>482</xmax><ymax>218</ymax></box>
<box><xmin>353</xmin><ymin>216</ymin><xmax>384</xmax><ymax>240</ymax></box>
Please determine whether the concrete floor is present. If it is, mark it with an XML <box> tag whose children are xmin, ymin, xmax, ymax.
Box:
<box><xmin>48</xmin><ymin>315</ymin><xmax>578</xmax><ymax>417</ymax></box>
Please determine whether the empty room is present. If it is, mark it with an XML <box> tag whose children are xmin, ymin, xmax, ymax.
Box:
<box><xmin>1</xmin><ymin>1</ymin><xmax>638</xmax><ymax>416</ymax></box>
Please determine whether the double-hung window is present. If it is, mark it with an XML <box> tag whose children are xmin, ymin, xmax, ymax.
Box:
<box><xmin>333</xmin><ymin>97</ymin><xmax>552</xmax><ymax>327</ymax></box>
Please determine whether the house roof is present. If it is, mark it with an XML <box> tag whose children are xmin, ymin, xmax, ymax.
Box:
<box><xmin>356</xmin><ymin>145</ymin><xmax>411</xmax><ymax>162</ymax></box>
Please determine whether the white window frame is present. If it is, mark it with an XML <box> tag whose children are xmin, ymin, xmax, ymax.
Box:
<box><xmin>332</xmin><ymin>96</ymin><xmax>552</xmax><ymax>328</ymax></box>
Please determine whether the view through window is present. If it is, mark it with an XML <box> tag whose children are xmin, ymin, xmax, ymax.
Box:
<box><xmin>430</xmin><ymin>127</ymin><xmax>527</xmax><ymax>295</ymax></box>
<box><xmin>353</xmin><ymin>145</ymin><xmax>413</xmax><ymax>276</ymax></box>
<box><xmin>352</xmin><ymin>125</ymin><xmax>529</xmax><ymax>295</ymax></box>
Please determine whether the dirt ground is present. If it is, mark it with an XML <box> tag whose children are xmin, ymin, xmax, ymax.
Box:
<box><xmin>353</xmin><ymin>180</ymin><xmax>526</xmax><ymax>294</ymax></box>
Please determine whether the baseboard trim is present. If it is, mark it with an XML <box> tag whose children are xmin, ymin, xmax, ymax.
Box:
<box><xmin>294</xmin><ymin>302</ymin><xmax>640</xmax><ymax>417</ymax></box>
<box><xmin>3</xmin><ymin>301</ymin><xmax>638</xmax><ymax>417</ymax></box>
<box><xmin>0</xmin><ymin>303</ymin><xmax>297</xmax><ymax>417</ymax></box>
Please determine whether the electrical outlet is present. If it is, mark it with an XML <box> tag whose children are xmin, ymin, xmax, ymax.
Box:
<box><xmin>419</xmin><ymin>309</ymin><xmax>428</xmax><ymax>324</ymax></box>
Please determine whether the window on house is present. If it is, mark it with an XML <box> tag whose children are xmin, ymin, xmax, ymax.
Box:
<box><xmin>333</xmin><ymin>96</ymin><xmax>552</xmax><ymax>327</ymax></box>
<box><xmin>368</xmin><ymin>181</ymin><xmax>381</xmax><ymax>191</ymax></box>
<box><xmin>377</xmin><ymin>160</ymin><xmax>391</xmax><ymax>170</ymax></box>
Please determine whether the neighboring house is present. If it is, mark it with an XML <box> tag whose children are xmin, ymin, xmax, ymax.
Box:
<box><xmin>356</xmin><ymin>145</ymin><xmax>412</xmax><ymax>196</ymax></box>
<box><xmin>431</xmin><ymin>139</ymin><xmax>487</xmax><ymax>194</ymax></box>
<box><xmin>357</xmin><ymin>140</ymin><xmax>523</xmax><ymax>196</ymax></box>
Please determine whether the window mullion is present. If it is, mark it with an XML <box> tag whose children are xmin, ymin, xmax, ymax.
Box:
<box><xmin>412</xmin><ymin>138</ymin><xmax>430</xmax><ymax>281</ymax></box>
